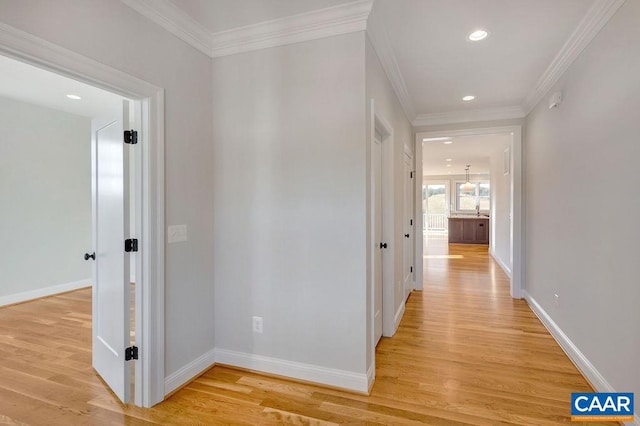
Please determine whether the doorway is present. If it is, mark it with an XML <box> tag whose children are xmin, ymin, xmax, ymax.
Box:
<box><xmin>370</xmin><ymin>103</ymin><xmax>395</xmax><ymax>350</ymax></box>
<box><xmin>415</xmin><ymin>126</ymin><xmax>523</xmax><ymax>298</ymax></box>
<box><xmin>0</xmin><ymin>26</ymin><xmax>166</xmax><ymax>407</ymax></box>
<box><xmin>0</xmin><ymin>53</ymin><xmax>139</xmax><ymax>403</ymax></box>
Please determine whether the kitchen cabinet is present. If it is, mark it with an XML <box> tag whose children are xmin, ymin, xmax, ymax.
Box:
<box><xmin>448</xmin><ymin>217</ymin><xmax>489</xmax><ymax>244</ymax></box>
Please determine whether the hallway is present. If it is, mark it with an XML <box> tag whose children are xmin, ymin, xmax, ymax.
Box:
<box><xmin>0</xmin><ymin>241</ymin><xmax>602</xmax><ymax>424</ymax></box>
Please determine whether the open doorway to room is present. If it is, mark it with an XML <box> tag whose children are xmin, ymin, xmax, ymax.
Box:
<box><xmin>0</xmin><ymin>25</ymin><xmax>165</xmax><ymax>408</ymax></box>
<box><xmin>0</xmin><ymin>53</ymin><xmax>140</xmax><ymax>405</ymax></box>
<box><xmin>414</xmin><ymin>127</ymin><xmax>523</xmax><ymax>299</ymax></box>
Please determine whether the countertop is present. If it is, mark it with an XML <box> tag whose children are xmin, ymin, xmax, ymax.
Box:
<box><xmin>448</xmin><ymin>215</ymin><xmax>490</xmax><ymax>220</ymax></box>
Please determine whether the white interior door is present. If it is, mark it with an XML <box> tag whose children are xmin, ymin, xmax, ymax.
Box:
<box><xmin>91</xmin><ymin>100</ymin><xmax>131</xmax><ymax>403</ymax></box>
<box><xmin>373</xmin><ymin>131</ymin><xmax>383</xmax><ymax>345</ymax></box>
<box><xmin>403</xmin><ymin>154</ymin><xmax>414</xmax><ymax>301</ymax></box>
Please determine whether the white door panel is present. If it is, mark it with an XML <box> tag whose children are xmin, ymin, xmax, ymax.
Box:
<box><xmin>91</xmin><ymin>100</ymin><xmax>131</xmax><ymax>403</ymax></box>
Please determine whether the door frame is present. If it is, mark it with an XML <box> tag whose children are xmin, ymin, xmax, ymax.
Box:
<box><xmin>0</xmin><ymin>23</ymin><xmax>166</xmax><ymax>407</ymax></box>
<box><xmin>373</xmin><ymin>108</ymin><xmax>395</xmax><ymax>337</ymax></box>
<box><xmin>368</xmin><ymin>100</ymin><xmax>395</xmax><ymax>388</ymax></box>
<box><xmin>415</xmin><ymin>125</ymin><xmax>524</xmax><ymax>298</ymax></box>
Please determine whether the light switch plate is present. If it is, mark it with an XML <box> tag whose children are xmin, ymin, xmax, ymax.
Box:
<box><xmin>168</xmin><ymin>224</ymin><xmax>187</xmax><ymax>243</ymax></box>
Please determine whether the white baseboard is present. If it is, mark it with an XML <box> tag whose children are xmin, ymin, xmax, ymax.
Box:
<box><xmin>525</xmin><ymin>292</ymin><xmax>639</xmax><ymax>425</ymax></box>
<box><xmin>489</xmin><ymin>249</ymin><xmax>512</xmax><ymax>278</ymax></box>
<box><xmin>525</xmin><ymin>292</ymin><xmax>614</xmax><ymax>391</ymax></box>
<box><xmin>214</xmin><ymin>348</ymin><xmax>369</xmax><ymax>393</ymax></box>
<box><xmin>366</xmin><ymin>361</ymin><xmax>375</xmax><ymax>391</ymax></box>
<box><xmin>0</xmin><ymin>278</ymin><xmax>91</xmax><ymax>307</ymax></box>
<box><xmin>393</xmin><ymin>300</ymin><xmax>406</xmax><ymax>334</ymax></box>
<box><xmin>164</xmin><ymin>348</ymin><xmax>216</xmax><ymax>396</ymax></box>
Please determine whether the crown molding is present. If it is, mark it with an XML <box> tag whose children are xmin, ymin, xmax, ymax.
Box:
<box><xmin>522</xmin><ymin>0</ymin><xmax>626</xmax><ymax>114</ymax></box>
<box><xmin>120</xmin><ymin>0</ymin><xmax>212</xmax><ymax>57</ymax></box>
<box><xmin>365</xmin><ymin>9</ymin><xmax>416</xmax><ymax>121</ymax></box>
<box><xmin>209</xmin><ymin>0</ymin><xmax>373</xmax><ymax>58</ymax></box>
<box><xmin>412</xmin><ymin>106</ymin><xmax>525</xmax><ymax>127</ymax></box>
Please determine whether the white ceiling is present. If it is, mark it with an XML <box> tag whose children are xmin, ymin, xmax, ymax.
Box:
<box><xmin>161</xmin><ymin>0</ymin><xmax>599</xmax><ymax>123</ymax></box>
<box><xmin>5</xmin><ymin>0</ymin><xmax>606</xmax><ymax>126</ymax></box>
<box><xmin>170</xmin><ymin>0</ymin><xmax>355</xmax><ymax>33</ymax></box>
<box><xmin>375</xmin><ymin>0</ymin><xmax>593</xmax><ymax>115</ymax></box>
<box><xmin>0</xmin><ymin>55</ymin><xmax>125</xmax><ymax>118</ymax></box>
<box><xmin>122</xmin><ymin>0</ymin><xmax>608</xmax><ymax>126</ymax></box>
<box><xmin>422</xmin><ymin>133</ymin><xmax>510</xmax><ymax>176</ymax></box>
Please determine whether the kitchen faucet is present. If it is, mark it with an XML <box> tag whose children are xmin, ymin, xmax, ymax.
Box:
<box><xmin>476</xmin><ymin>205</ymin><xmax>480</xmax><ymax>216</ymax></box>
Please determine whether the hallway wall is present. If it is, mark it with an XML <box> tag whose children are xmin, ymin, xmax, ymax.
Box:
<box><xmin>211</xmin><ymin>32</ymin><xmax>368</xmax><ymax>389</ymax></box>
<box><xmin>524</xmin><ymin>0</ymin><xmax>640</xmax><ymax>400</ymax></box>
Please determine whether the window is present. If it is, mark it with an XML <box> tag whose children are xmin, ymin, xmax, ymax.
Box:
<box><xmin>456</xmin><ymin>181</ymin><xmax>490</xmax><ymax>212</ymax></box>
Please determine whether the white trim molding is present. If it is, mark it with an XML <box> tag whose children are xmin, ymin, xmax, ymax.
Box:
<box><xmin>413</xmin><ymin>106</ymin><xmax>525</xmax><ymax>127</ymax></box>
<box><xmin>214</xmin><ymin>348</ymin><xmax>369</xmax><ymax>393</ymax></box>
<box><xmin>119</xmin><ymin>0</ymin><xmax>626</xmax><ymax>127</ymax></box>
<box><xmin>525</xmin><ymin>292</ymin><xmax>639</xmax><ymax>426</ymax></box>
<box><xmin>525</xmin><ymin>292</ymin><xmax>613</xmax><ymax>391</ymax></box>
<box><xmin>366</xmin><ymin>10</ymin><xmax>416</xmax><ymax>121</ymax></box>
<box><xmin>522</xmin><ymin>0</ymin><xmax>626</xmax><ymax>113</ymax></box>
<box><xmin>120</xmin><ymin>0</ymin><xmax>373</xmax><ymax>59</ymax></box>
<box><xmin>490</xmin><ymin>249</ymin><xmax>512</xmax><ymax>279</ymax></box>
<box><xmin>0</xmin><ymin>279</ymin><xmax>90</xmax><ymax>307</ymax></box>
<box><xmin>366</xmin><ymin>362</ymin><xmax>375</xmax><ymax>391</ymax></box>
<box><xmin>119</xmin><ymin>0</ymin><xmax>212</xmax><ymax>57</ymax></box>
<box><xmin>392</xmin><ymin>300</ymin><xmax>406</xmax><ymax>334</ymax></box>
<box><xmin>210</xmin><ymin>0</ymin><xmax>373</xmax><ymax>58</ymax></box>
<box><xmin>164</xmin><ymin>349</ymin><xmax>217</xmax><ymax>396</ymax></box>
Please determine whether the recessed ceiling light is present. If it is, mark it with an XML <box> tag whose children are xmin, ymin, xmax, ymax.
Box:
<box><xmin>446</xmin><ymin>158</ymin><xmax>452</xmax><ymax>162</ymax></box>
<box><xmin>446</xmin><ymin>164</ymin><xmax>452</xmax><ymax>167</ymax></box>
<box><xmin>468</xmin><ymin>30</ymin><xmax>488</xmax><ymax>41</ymax></box>
<box><xmin>423</xmin><ymin>137</ymin><xmax>451</xmax><ymax>142</ymax></box>
<box><xmin>444</xmin><ymin>141</ymin><xmax>453</xmax><ymax>145</ymax></box>
<box><xmin>462</xmin><ymin>95</ymin><xmax>475</xmax><ymax>101</ymax></box>
<box><xmin>66</xmin><ymin>94</ymin><xmax>81</xmax><ymax>100</ymax></box>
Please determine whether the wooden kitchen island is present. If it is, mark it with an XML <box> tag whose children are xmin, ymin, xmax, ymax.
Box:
<box><xmin>448</xmin><ymin>216</ymin><xmax>489</xmax><ymax>244</ymax></box>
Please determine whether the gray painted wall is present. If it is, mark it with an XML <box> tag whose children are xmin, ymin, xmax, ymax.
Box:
<box><xmin>0</xmin><ymin>96</ymin><xmax>91</xmax><ymax>299</ymax></box>
<box><xmin>525</xmin><ymin>0</ymin><xmax>640</xmax><ymax>398</ymax></box>
<box><xmin>211</xmin><ymin>32</ymin><xmax>368</xmax><ymax>376</ymax></box>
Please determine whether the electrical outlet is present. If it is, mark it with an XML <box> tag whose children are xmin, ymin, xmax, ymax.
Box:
<box><xmin>252</xmin><ymin>316</ymin><xmax>263</xmax><ymax>333</ymax></box>
<box><xmin>167</xmin><ymin>224</ymin><xmax>188</xmax><ymax>243</ymax></box>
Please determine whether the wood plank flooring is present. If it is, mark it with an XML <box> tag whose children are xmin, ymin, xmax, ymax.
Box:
<box><xmin>0</xmin><ymin>237</ymin><xmax>603</xmax><ymax>424</ymax></box>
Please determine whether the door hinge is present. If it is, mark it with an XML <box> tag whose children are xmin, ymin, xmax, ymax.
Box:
<box><xmin>410</xmin><ymin>171</ymin><xmax>413</xmax><ymax>178</ymax></box>
<box><xmin>125</xmin><ymin>345</ymin><xmax>138</xmax><ymax>361</ymax></box>
<box><xmin>410</xmin><ymin>219</ymin><xmax>413</xmax><ymax>226</ymax></box>
<box><xmin>410</xmin><ymin>266</ymin><xmax>413</xmax><ymax>273</ymax></box>
<box><xmin>124</xmin><ymin>130</ymin><xmax>138</xmax><ymax>145</ymax></box>
<box><xmin>125</xmin><ymin>238</ymin><xmax>138</xmax><ymax>252</ymax></box>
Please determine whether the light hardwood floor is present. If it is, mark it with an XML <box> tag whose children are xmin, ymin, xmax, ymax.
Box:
<box><xmin>0</xmin><ymin>238</ymin><xmax>603</xmax><ymax>425</ymax></box>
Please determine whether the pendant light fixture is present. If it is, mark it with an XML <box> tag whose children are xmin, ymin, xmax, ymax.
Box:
<box><xmin>462</xmin><ymin>165</ymin><xmax>475</xmax><ymax>192</ymax></box>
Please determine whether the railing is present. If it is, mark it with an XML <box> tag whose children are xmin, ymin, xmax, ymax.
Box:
<box><xmin>424</xmin><ymin>213</ymin><xmax>447</xmax><ymax>231</ymax></box>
